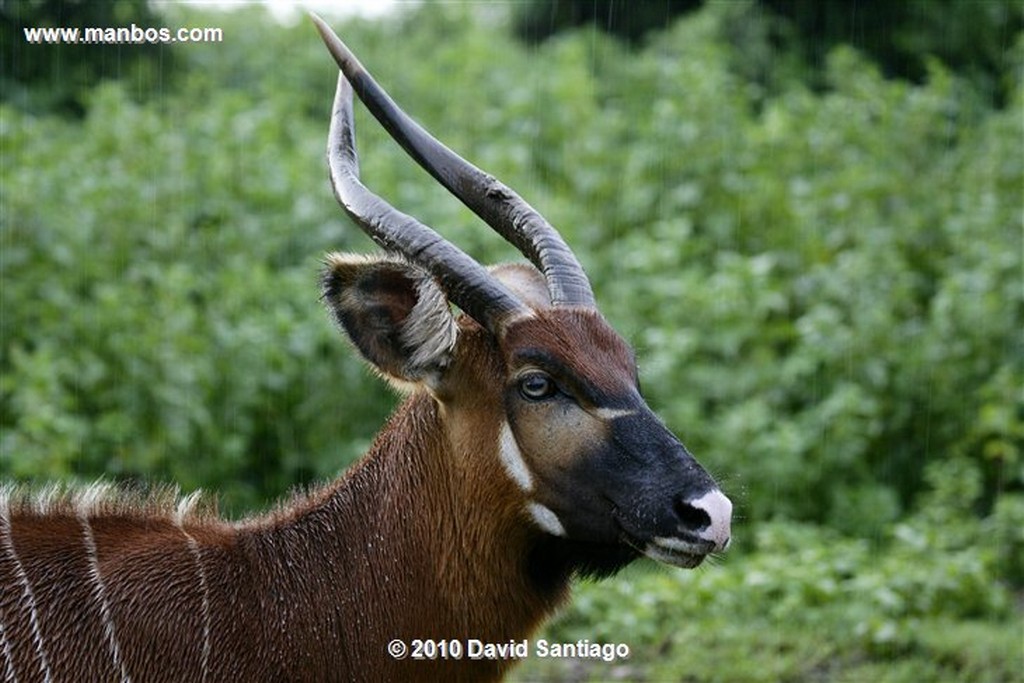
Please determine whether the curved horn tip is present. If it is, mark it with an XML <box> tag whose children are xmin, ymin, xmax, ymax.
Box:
<box><xmin>308</xmin><ymin>11</ymin><xmax>331</xmax><ymax>42</ymax></box>
<box><xmin>308</xmin><ymin>12</ymin><xmax>334</xmax><ymax>41</ymax></box>
<box><xmin>309</xmin><ymin>13</ymin><xmax>365</xmax><ymax>80</ymax></box>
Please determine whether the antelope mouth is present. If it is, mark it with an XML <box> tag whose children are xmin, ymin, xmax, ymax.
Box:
<box><xmin>616</xmin><ymin>517</ymin><xmax>716</xmax><ymax>569</ymax></box>
<box><xmin>641</xmin><ymin>536</ymin><xmax>715</xmax><ymax>569</ymax></box>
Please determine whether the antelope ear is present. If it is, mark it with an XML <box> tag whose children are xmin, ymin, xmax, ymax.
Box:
<box><xmin>321</xmin><ymin>253</ymin><xmax>457</xmax><ymax>386</ymax></box>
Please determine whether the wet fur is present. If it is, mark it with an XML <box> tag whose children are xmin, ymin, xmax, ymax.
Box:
<box><xmin>0</xmin><ymin>266</ymin><xmax>595</xmax><ymax>683</ymax></box>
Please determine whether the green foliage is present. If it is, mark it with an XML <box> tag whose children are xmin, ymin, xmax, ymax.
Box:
<box><xmin>514</xmin><ymin>0</ymin><xmax>700</xmax><ymax>45</ymax></box>
<box><xmin>518</xmin><ymin>501</ymin><xmax>1022</xmax><ymax>681</ymax></box>
<box><xmin>579</xmin><ymin>11</ymin><xmax>1022</xmax><ymax>533</ymax></box>
<box><xmin>2</xmin><ymin>0</ymin><xmax>1020</xmax><ymax>529</ymax></box>
<box><xmin>1</xmin><ymin>0</ymin><xmax>172</xmax><ymax>114</ymax></box>
<box><xmin>761</xmin><ymin>0</ymin><xmax>1024</xmax><ymax>105</ymax></box>
<box><xmin>515</xmin><ymin>0</ymin><xmax>1024</xmax><ymax>105</ymax></box>
<box><xmin>2</xmin><ymin>4</ymin><xmax>1020</xmax><ymax>679</ymax></box>
<box><xmin>1</xmin><ymin>10</ymin><xmax>394</xmax><ymax>513</ymax></box>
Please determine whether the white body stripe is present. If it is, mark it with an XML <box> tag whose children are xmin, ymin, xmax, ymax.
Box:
<box><xmin>0</xmin><ymin>500</ymin><xmax>52</xmax><ymax>683</ymax></box>
<box><xmin>498</xmin><ymin>422</ymin><xmax>533</xmax><ymax>492</ymax></box>
<box><xmin>78</xmin><ymin>512</ymin><xmax>132</xmax><ymax>683</ymax></box>
<box><xmin>175</xmin><ymin>499</ymin><xmax>211</xmax><ymax>683</ymax></box>
<box><xmin>0</xmin><ymin>618</ymin><xmax>16</xmax><ymax>683</ymax></box>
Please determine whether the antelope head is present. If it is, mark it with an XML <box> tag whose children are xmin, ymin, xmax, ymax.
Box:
<box><xmin>312</xmin><ymin>17</ymin><xmax>731</xmax><ymax>576</ymax></box>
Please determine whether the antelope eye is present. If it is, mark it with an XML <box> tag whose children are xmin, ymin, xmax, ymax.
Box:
<box><xmin>519</xmin><ymin>373</ymin><xmax>558</xmax><ymax>401</ymax></box>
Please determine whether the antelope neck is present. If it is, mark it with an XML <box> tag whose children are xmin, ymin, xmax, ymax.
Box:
<box><xmin>241</xmin><ymin>392</ymin><xmax>564</xmax><ymax>679</ymax></box>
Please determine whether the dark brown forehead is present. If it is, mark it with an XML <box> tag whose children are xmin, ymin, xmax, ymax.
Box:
<box><xmin>500</xmin><ymin>309</ymin><xmax>638</xmax><ymax>401</ymax></box>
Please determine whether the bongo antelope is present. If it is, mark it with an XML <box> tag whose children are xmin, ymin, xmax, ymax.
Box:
<box><xmin>0</xmin><ymin>17</ymin><xmax>732</xmax><ymax>682</ymax></box>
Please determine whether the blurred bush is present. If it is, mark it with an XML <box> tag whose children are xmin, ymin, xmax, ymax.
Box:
<box><xmin>1</xmin><ymin>0</ymin><xmax>172</xmax><ymax>114</ymax></box>
<box><xmin>1</xmin><ymin>8</ymin><xmax>392</xmax><ymax>514</ymax></box>
<box><xmin>523</xmin><ymin>488</ymin><xmax>1024</xmax><ymax>680</ymax></box>
<box><xmin>1</xmin><ymin>4</ymin><xmax>1020</xmax><ymax>532</ymax></box>
<box><xmin>515</xmin><ymin>0</ymin><xmax>1024</xmax><ymax>105</ymax></box>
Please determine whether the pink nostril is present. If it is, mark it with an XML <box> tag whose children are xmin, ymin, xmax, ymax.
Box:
<box><xmin>684</xmin><ymin>489</ymin><xmax>733</xmax><ymax>551</ymax></box>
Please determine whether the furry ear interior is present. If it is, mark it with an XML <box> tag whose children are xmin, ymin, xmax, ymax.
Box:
<box><xmin>321</xmin><ymin>254</ymin><xmax>457</xmax><ymax>385</ymax></box>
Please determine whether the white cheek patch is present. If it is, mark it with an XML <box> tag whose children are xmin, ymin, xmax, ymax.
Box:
<box><xmin>498</xmin><ymin>421</ymin><xmax>533</xmax><ymax>492</ymax></box>
<box><xmin>497</xmin><ymin>422</ymin><xmax>567</xmax><ymax>537</ymax></box>
<box><xmin>528</xmin><ymin>502</ymin><xmax>566</xmax><ymax>537</ymax></box>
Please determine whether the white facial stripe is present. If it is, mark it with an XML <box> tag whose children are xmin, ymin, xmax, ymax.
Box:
<box><xmin>527</xmin><ymin>503</ymin><xmax>566</xmax><ymax>537</ymax></box>
<box><xmin>592</xmin><ymin>407</ymin><xmax>637</xmax><ymax>421</ymax></box>
<box><xmin>498</xmin><ymin>422</ymin><xmax>533</xmax><ymax>492</ymax></box>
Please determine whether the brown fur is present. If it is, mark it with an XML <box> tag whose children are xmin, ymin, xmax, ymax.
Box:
<box><xmin>1</xmin><ymin>256</ymin><xmax>734</xmax><ymax>682</ymax></box>
<box><xmin>501</xmin><ymin>308</ymin><xmax>639</xmax><ymax>403</ymax></box>
<box><xmin>0</xmin><ymin>318</ymin><xmax>565</xmax><ymax>682</ymax></box>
